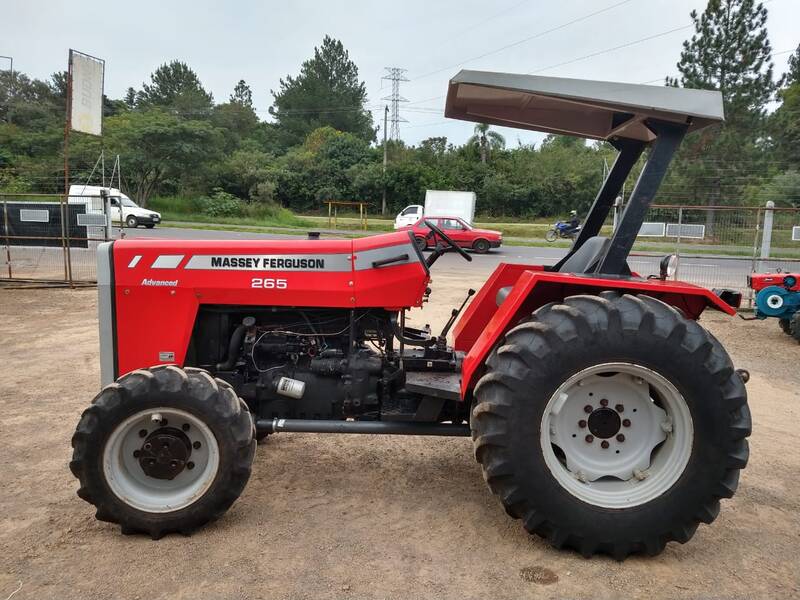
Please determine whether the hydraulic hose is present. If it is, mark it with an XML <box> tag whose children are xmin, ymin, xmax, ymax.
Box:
<box><xmin>216</xmin><ymin>324</ymin><xmax>247</xmax><ymax>370</ymax></box>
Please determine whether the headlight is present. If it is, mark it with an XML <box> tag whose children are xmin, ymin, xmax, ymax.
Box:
<box><xmin>659</xmin><ymin>254</ymin><xmax>678</xmax><ymax>280</ymax></box>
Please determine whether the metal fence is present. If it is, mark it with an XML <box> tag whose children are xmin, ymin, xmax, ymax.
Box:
<box><xmin>633</xmin><ymin>203</ymin><xmax>800</xmax><ymax>306</ymax></box>
<box><xmin>0</xmin><ymin>193</ymin><xmax>113</xmax><ymax>284</ymax></box>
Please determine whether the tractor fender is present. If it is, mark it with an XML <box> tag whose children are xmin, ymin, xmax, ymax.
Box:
<box><xmin>455</xmin><ymin>266</ymin><xmax>736</xmax><ymax>400</ymax></box>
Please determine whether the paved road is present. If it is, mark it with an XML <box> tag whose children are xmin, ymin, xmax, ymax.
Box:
<box><xmin>115</xmin><ymin>226</ymin><xmax>791</xmax><ymax>292</ymax></box>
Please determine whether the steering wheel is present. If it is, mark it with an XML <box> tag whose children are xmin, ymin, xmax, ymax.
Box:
<box><xmin>424</xmin><ymin>220</ymin><xmax>472</xmax><ymax>262</ymax></box>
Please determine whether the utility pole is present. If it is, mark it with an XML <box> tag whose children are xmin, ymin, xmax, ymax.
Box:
<box><xmin>382</xmin><ymin>105</ymin><xmax>388</xmax><ymax>215</ymax></box>
<box><xmin>381</xmin><ymin>67</ymin><xmax>408</xmax><ymax>141</ymax></box>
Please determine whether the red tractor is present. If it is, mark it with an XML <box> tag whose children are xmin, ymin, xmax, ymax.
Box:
<box><xmin>71</xmin><ymin>71</ymin><xmax>750</xmax><ymax>559</ymax></box>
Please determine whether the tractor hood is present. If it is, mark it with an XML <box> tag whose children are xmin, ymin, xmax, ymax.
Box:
<box><xmin>444</xmin><ymin>70</ymin><xmax>724</xmax><ymax>143</ymax></box>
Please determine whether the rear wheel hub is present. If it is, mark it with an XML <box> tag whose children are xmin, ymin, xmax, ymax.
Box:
<box><xmin>587</xmin><ymin>407</ymin><xmax>621</xmax><ymax>439</ymax></box>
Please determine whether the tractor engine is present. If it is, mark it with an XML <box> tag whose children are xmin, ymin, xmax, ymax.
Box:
<box><xmin>188</xmin><ymin>307</ymin><xmax>411</xmax><ymax>421</ymax></box>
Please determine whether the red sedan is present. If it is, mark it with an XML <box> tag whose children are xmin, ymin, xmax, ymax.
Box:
<box><xmin>403</xmin><ymin>216</ymin><xmax>502</xmax><ymax>254</ymax></box>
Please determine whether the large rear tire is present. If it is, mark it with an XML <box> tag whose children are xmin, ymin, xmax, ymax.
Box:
<box><xmin>791</xmin><ymin>312</ymin><xmax>800</xmax><ymax>342</ymax></box>
<box><xmin>70</xmin><ymin>365</ymin><xmax>255</xmax><ymax>539</ymax></box>
<box><xmin>471</xmin><ymin>292</ymin><xmax>750</xmax><ymax>559</ymax></box>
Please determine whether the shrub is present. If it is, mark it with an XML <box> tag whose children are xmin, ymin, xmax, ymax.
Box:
<box><xmin>199</xmin><ymin>188</ymin><xmax>243</xmax><ymax>217</ymax></box>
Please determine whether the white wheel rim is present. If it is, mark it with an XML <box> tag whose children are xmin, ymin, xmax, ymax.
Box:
<box><xmin>767</xmin><ymin>294</ymin><xmax>784</xmax><ymax>309</ymax></box>
<box><xmin>540</xmin><ymin>362</ymin><xmax>693</xmax><ymax>509</ymax></box>
<box><xmin>103</xmin><ymin>408</ymin><xmax>220</xmax><ymax>513</ymax></box>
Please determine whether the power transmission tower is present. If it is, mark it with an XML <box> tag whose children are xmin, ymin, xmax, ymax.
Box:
<box><xmin>381</xmin><ymin>67</ymin><xmax>408</xmax><ymax>141</ymax></box>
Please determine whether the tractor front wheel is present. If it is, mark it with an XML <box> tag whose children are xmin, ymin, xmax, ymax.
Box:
<box><xmin>70</xmin><ymin>366</ymin><xmax>255</xmax><ymax>539</ymax></box>
<box><xmin>471</xmin><ymin>292</ymin><xmax>750</xmax><ymax>559</ymax></box>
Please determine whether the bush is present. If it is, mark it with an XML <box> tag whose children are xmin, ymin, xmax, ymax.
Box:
<box><xmin>199</xmin><ymin>188</ymin><xmax>243</xmax><ymax>217</ymax></box>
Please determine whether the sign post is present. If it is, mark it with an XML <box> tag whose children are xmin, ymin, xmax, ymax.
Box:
<box><xmin>63</xmin><ymin>49</ymin><xmax>105</xmax><ymax>285</ymax></box>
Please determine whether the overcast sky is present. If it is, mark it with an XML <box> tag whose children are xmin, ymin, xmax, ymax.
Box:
<box><xmin>2</xmin><ymin>0</ymin><xmax>798</xmax><ymax>146</ymax></box>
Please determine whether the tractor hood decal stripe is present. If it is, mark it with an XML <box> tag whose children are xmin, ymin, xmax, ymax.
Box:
<box><xmin>183</xmin><ymin>253</ymin><xmax>353</xmax><ymax>271</ymax></box>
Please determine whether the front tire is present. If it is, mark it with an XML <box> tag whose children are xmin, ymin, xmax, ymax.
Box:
<box><xmin>471</xmin><ymin>292</ymin><xmax>750</xmax><ymax>559</ymax></box>
<box><xmin>473</xmin><ymin>238</ymin><xmax>490</xmax><ymax>254</ymax></box>
<box><xmin>70</xmin><ymin>366</ymin><xmax>255</xmax><ymax>539</ymax></box>
<box><xmin>145</xmin><ymin>224</ymin><xmax>155</xmax><ymax>229</ymax></box>
<box><xmin>125</xmin><ymin>215</ymin><xmax>138</xmax><ymax>228</ymax></box>
<box><xmin>414</xmin><ymin>236</ymin><xmax>428</xmax><ymax>250</ymax></box>
<box><xmin>545</xmin><ymin>229</ymin><xmax>558</xmax><ymax>242</ymax></box>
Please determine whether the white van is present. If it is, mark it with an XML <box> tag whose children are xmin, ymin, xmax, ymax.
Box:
<box><xmin>394</xmin><ymin>204</ymin><xmax>423</xmax><ymax>229</ymax></box>
<box><xmin>68</xmin><ymin>185</ymin><xmax>161</xmax><ymax>228</ymax></box>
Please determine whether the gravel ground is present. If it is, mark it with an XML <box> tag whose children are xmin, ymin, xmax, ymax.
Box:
<box><xmin>1</xmin><ymin>274</ymin><xmax>799</xmax><ymax>600</ymax></box>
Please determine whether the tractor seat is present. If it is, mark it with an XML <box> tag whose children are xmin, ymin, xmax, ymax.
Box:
<box><xmin>495</xmin><ymin>236</ymin><xmax>611</xmax><ymax>306</ymax></box>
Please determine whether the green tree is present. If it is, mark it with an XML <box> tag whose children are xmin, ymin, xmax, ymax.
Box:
<box><xmin>666</xmin><ymin>0</ymin><xmax>777</xmax><ymax>230</ymax></box>
<box><xmin>771</xmin><ymin>84</ymin><xmax>800</xmax><ymax>168</ymax></box>
<box><xmin>123</xmin><ymin>87</ymin><xmax>137</xmax><ymax>109</ymax></box>
<box><xmin>230</xmin><ymin>80</ymin><xmax>254</xmax><ymax>108</ymax></box>
<box><xmin>96</xmin><ymin>110</ymin><xmax>223</xmax><ymax>206</ymax></box>
<box><xmin>468</xmin><ymin>123</ymin><xmax>505</xmax><ymax>163</ymax></box>
<box><xmin>136</xmin><ymin>61</ymin><xmax>213</xmax><ymax>116</ymax></box>
<box><xmin>269</xmin><ymin>36</ymin><xmax>375</xmax><ymax>146</ymax></box>
<box><xmin>783</xmin><ymin>44</ymin><xmax>800</xmax><ymax>87</ymax></box>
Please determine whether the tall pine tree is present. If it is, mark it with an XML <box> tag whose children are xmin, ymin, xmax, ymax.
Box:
<box><xmin>666</xmin><ymin>0</ymin><xmax>776</xmax><ymax>225</ymax></box>
<box><xmin>230</xmin><ymin>80</ymin><xmax>253</xmax><ymax>108</ymax></box>
<box><xmin>269</xmin><ymin>36</ymin><xmax>375</xmax><ymax>147</ymax></box>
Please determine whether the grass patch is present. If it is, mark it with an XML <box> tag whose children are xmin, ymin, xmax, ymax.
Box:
<box><xmin>150</xmin><ymin>195</ymin><xmax>312</xmax><ymax>228</ymax></box>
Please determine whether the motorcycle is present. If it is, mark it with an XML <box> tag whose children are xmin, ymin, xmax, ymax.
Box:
<box><xmin>545</xmin><ymin>221</ymin><xmax>581</xmax><ymax>242</ymax></box>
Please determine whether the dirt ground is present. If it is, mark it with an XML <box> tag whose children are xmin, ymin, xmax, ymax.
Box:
<box><xmin>1</xmin><ymin>272</ymin><xmax>799</xmax><ymax>600</ymax></box>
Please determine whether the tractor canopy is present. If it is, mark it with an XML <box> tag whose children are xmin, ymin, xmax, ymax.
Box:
<box><xmin>444</xmin><ymin>70</ymin><xmax>723</xmax><ymax>142</ymax></box>
<box><xmin>445</xmin><ymin>70</ymin><xmax>725</xmax><ymax>276</ymax></box>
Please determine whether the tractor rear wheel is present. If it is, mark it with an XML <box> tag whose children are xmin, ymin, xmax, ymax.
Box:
<box><xmin>791</xmin><ymin>312</ymin><xmax>800</xmax><ymax>342</ymax></box>
<box><xmin>471</xmin><ymin>292</ymin><xmax>750</xmax><ymax>559</ymax></box>
<box><xmin>779</xmin><ymin>318</ymin><xmax>791</xmax><ymax>334</ymax></box>
<box><xmin>70</xmin><ymin>365</ymin><xmax>255</xmax><ymax>538</ymax></box>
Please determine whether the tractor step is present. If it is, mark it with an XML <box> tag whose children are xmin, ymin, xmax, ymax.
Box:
<box><xmin>404</xmin><ymin>371</ymin><xmax>461</xmax><ymax>401</ymax></box>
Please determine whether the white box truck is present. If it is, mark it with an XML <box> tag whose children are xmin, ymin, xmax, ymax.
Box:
<box><xmin>424</xmin><ymin>190</ymin><xmax>476</xmax><ymax>224</ymax></box>
<box><xmin>393</xmin><ymin>190</ymin><xmax>476</xmax><ymax>229</ymax></box>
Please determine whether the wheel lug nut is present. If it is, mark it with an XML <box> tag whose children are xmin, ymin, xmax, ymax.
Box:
<box><xmin>585</xmin><ymin>434</ymin><xmax>594</xmax><ymax>443</ymax></box>
<box><xmin>600</xmin><ymin>440</ymin><xmax>609</xmax><ymax>449</ymax></box>
<box><xmin>133</xmin><ymin>450</ymin><xmax>141</xmax><ymax>458</ymax></box>
<box><xmin>193</xmin><ymin>441</ymin><xmax>201</xmax><ymax>449</ymax></box>
<box><xmin>615</xmin><ymin>404</ymin><xmax>624</xmax><ymax>412</ymax></box>
<box><xmin>182</xmin><ymin>423</ymin><xmax>190</xmax><ymax>432</ymax></box>
<box><xmin>616</xmin><ymin>434</ymin><xmax>625</xmax><ymax>442</ymax></box>
<box><xmin>143</xmin><ymin>443</ymin><xmax>152</xmax><ymax>450</ymax></box>
<box><xmin>584</xmin><ymin>405</ymin><xmax>593</xmax><ymax>414</ymax></box>
<box><xmin>600</xmin><ymin>398</ymin><xmax>608</xmax><ymax>407</ymax></box>
<box><xmin>187</xmin><ymin>461</ymin><xmax>195</xmax><ymax>470</ymax></box>
<box><xmin>578</xmin><ymin>420</ymin><xmax>587</xmax><ymax>428</ymax></box>
<box><xmin>138</xmin><ymin>429</ymin><xmax>147</xmax><ymax>438</ymax></box>
<box><xmin>622</xmin><ymin>419</ymin><xmax>631</xmax><ymax>427</ymax></box>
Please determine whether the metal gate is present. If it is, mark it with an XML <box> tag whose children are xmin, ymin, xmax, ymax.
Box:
<box><xmin>1</xmin><ymin>193</ymin><xmax>112</xmax><ymax>284</ymax></box>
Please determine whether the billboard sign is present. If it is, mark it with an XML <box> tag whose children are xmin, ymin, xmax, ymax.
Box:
<box><xmin>69</xmin><ymin>50</ymin><xmax>104</xmax><ymax>136</ymax></box>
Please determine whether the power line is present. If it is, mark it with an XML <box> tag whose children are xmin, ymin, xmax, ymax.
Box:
<box><xmin>382</xmin><ymin>67</ymin><xmax>408</xmax><ymax>140</ymax></box>
<box><xmin>407</xmin><ymin>21</ymin><xmax>698</xmax><ymax>108</ymax></box>
<box><xmin>408</xmin><ymin>0</ymin><xmax>636</xmax><ymax>84</ymax></box>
